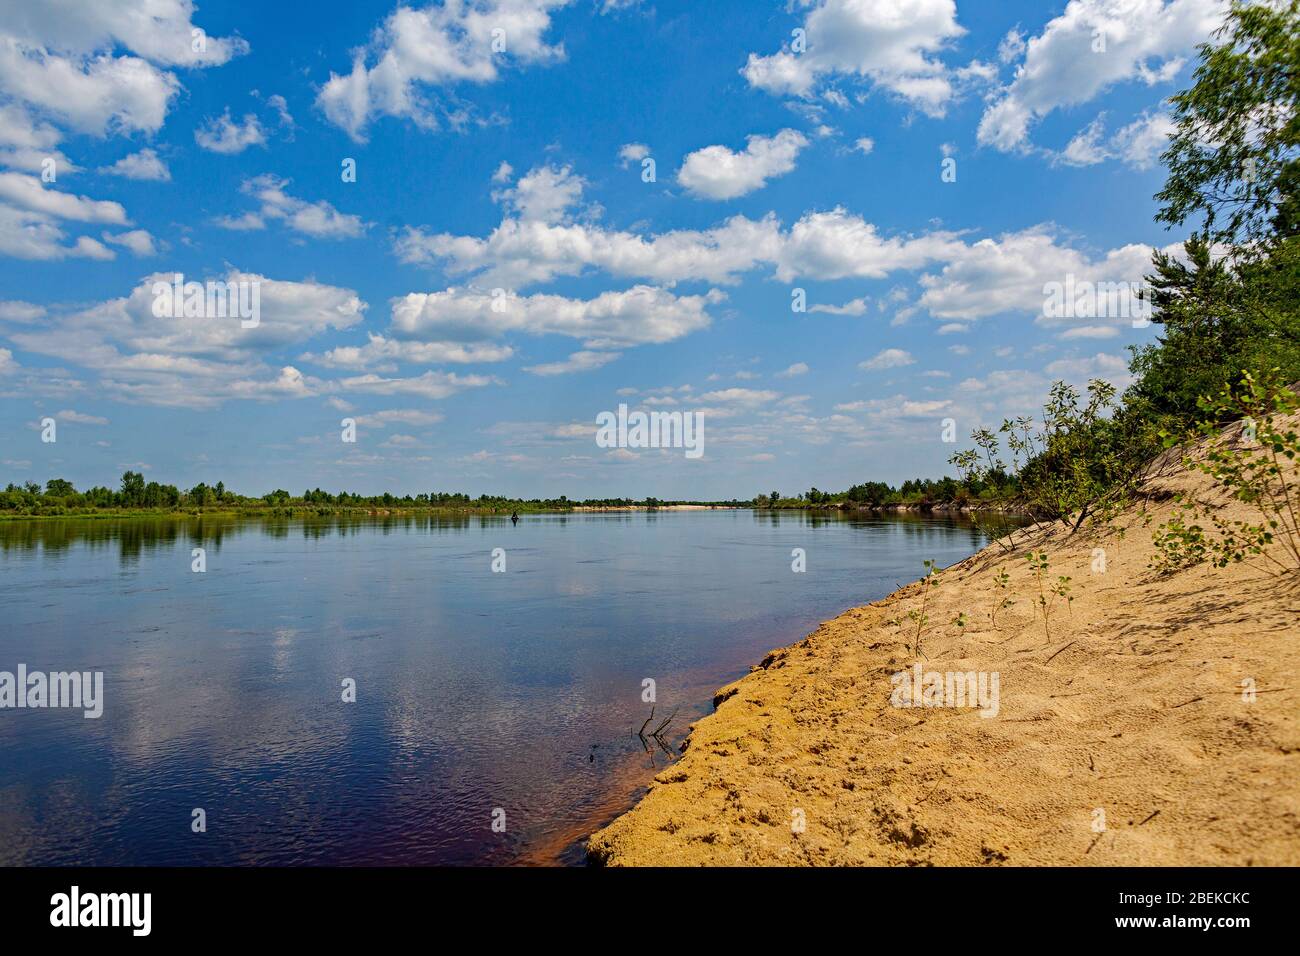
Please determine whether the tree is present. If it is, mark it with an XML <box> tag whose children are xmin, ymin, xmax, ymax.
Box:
<box><xmin>1125</xmin><ymin>236</ymin><xmax>1251</xmax><ymax>427</ymax></box>
<box><xmin>120</xmin><ymin>471</ymin><xmax>145</xmax><ymax>506</ymax></box>
<box><xmin>1021</xmin><ymin>381</ymin><xmax>1143</xmax><ymax>529</ymax></box>
<box><xmin>847</xmin><ymin>480</ymin><xmax>892</xmax><ymax>506</ymax></box>
<box><xmin>1131</xmin><ymin>0</ymin><xmax>1300</xmax><ymax>438</ymax></box>
<box><xmin>951</xmin><ymin>380</ymin><xmax>1145</xmax><ymax>531</ymax></box>
<box><xmin>1156</xmin><ymin>0</ymin><xmax>1300</xmax><ymax>251</ymax></box>
<box><xmin>188</xmin><ymin>482</ymin><xmax>212</xmax><ymax>507</ymax></box>
<box><xmin>44</xmin><ymin>478</ymin><xmax>76</xmax><ymax>497</ymax></box>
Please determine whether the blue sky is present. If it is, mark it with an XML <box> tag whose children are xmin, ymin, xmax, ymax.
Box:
<box><xmin>0</xmin><ymin>0</ymin><xmax>1228</xmax><ymax>499</ymax></box>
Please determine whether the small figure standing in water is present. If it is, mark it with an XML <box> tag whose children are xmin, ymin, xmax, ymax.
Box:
<box><xmin>510</xmin><ymin>511</ymin><xmax>519</xmax><ymax>525</ymax></box>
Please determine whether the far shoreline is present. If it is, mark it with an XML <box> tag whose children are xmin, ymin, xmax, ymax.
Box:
<box><xmin>0</xmin><ymin>502</ymin><xmax>1030</xmax><ymax>522</ymax></box>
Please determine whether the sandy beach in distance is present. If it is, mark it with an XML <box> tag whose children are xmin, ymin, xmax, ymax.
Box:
<box><xmin>569</xmin><ymin>504</ymin><xmax>740</xmax><ymax>512</ymax></box>
<box><xmin>588</xmin><ymin>419</ymin><xmax>1300</xmax><ymax>866</ymax></box>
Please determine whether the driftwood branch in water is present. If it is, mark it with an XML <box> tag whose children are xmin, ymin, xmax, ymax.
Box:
<box><xmin>638</xmin><ymin>706</ymin><xmax>656</xmax><ymax>740</ymax></box>
<box><xmin>637</xmin><ymin>706</ymin><xmax>679</xmax><ymax>756</ymax></box>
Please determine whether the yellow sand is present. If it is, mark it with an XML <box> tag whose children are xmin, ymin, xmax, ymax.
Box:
<box><xmin>588</xmin><ymin>423</ymin><xmax>1300</xmax><ymax>866</ymax></box>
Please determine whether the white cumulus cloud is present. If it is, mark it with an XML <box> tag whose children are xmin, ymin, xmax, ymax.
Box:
<box><xmin>194</xmin><ymin>109</ymin><xmax>265</xmax><ymax>154</ymax></box>
<box><xmin>978</xmin><ymin>0</ymin><xmax>1225</xmax><ymax>153</ymax></box>
<box><xmin>317</xmin><ymin>0</ymin><xmax>571</xmax><ymax>142</ymax></box>
<box><xmin>742</xmin><ymin>0</ymin><xmax>968</xmax><ymax>116</ymax></box>
<box><xmin>677</xmin><ymin>129</ymin><xmax>808</xmax><ymax>200</ymax></box>
<box><xmin>99</xmin><ymin>147</ymin><xmax>170</xmax><ymax>181</ymax></box>
<box><xmin>860</xmin><ymin>348</ymin><xmax>915</xmax><ymax>370</ymax></box>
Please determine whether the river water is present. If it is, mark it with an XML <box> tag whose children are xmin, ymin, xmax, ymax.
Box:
<box><xmin>0</xmin><ymin>509</ymin><xmax>997</xmax><ymax>865</ymax></box>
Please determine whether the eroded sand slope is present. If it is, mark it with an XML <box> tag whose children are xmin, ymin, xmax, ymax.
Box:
<box><xmin>588</xmin><ymin>427</ymin><xmax>1300</xmax><ymax>866</ymax></box>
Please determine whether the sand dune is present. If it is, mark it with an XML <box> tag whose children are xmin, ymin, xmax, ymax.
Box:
<box><xmin>588</xmin><ymin>420</ymin><xmax>1300</xmax><ymax>866</ymax></box>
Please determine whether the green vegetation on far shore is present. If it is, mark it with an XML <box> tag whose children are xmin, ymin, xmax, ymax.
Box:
<box><xmin>0</xmin><ymin>476</ymin><xmax>752</xmax><ymax>520</ymax></box>
<box><xmin>756</xmin><ymin>474</ymin><xmax>1014</xmax><ymax>512</ymax></box>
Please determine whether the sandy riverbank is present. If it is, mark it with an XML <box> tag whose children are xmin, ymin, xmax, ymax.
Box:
<box><xmin>588</xmin><ymin>421</ymin><xmax>1300</xmax><ymax>866</ymax></box>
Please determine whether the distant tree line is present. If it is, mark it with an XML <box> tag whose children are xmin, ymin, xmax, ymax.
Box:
<box><xmin>755</xmin><ymin>472</ymin><xmax>1016</xmax><ymax>511</ymax></box>
<box><xmin>0</xmin><ymin>472</ymin><xmax>750</xmax><ymax>517</ymax></box>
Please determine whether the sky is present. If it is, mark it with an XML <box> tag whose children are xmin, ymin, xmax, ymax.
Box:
<box><xmin>0</xmin><ymin>0</ymin><xmax>1231</xmax><ymax>500</ymax></box>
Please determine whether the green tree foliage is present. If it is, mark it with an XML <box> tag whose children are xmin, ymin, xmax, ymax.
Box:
<box><xmin>120</xmin><ymin>470</ymin><xmax>146</xmax><ymax>507</ymax></box>
<box><xmin>1018</xmin><ymin>380</ymin><xmax>1141</xmax><ymax>528</ymax></box>
<box><xmin>1155</xmin><ymin>0</ymin><xmax>1300</xmax><ymax>250</ymax></box>
<box><xmin>949</xmin><ymin>380</ymin><xmax>1144</xmax><ymax>531</ymax></box>
<box><xmin>1126</xmin><ymin>236</ymin><xmax>1300</xmax><ymax>434</ymax></box>
<box><xmin>1134</xmin><ymin>0</ymin><xmax>1300</xmax><ymax>435</ymax></box>
<box><xmin>845</xmin><ymin>481</ymin><xmax>893</xmax><ymax>506</ymax></box>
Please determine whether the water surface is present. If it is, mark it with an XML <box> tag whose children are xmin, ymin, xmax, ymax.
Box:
<box><xmin>0</xmin><ymin>510</ymin><xmax>997</xmax><ymax>865</ymax></box>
